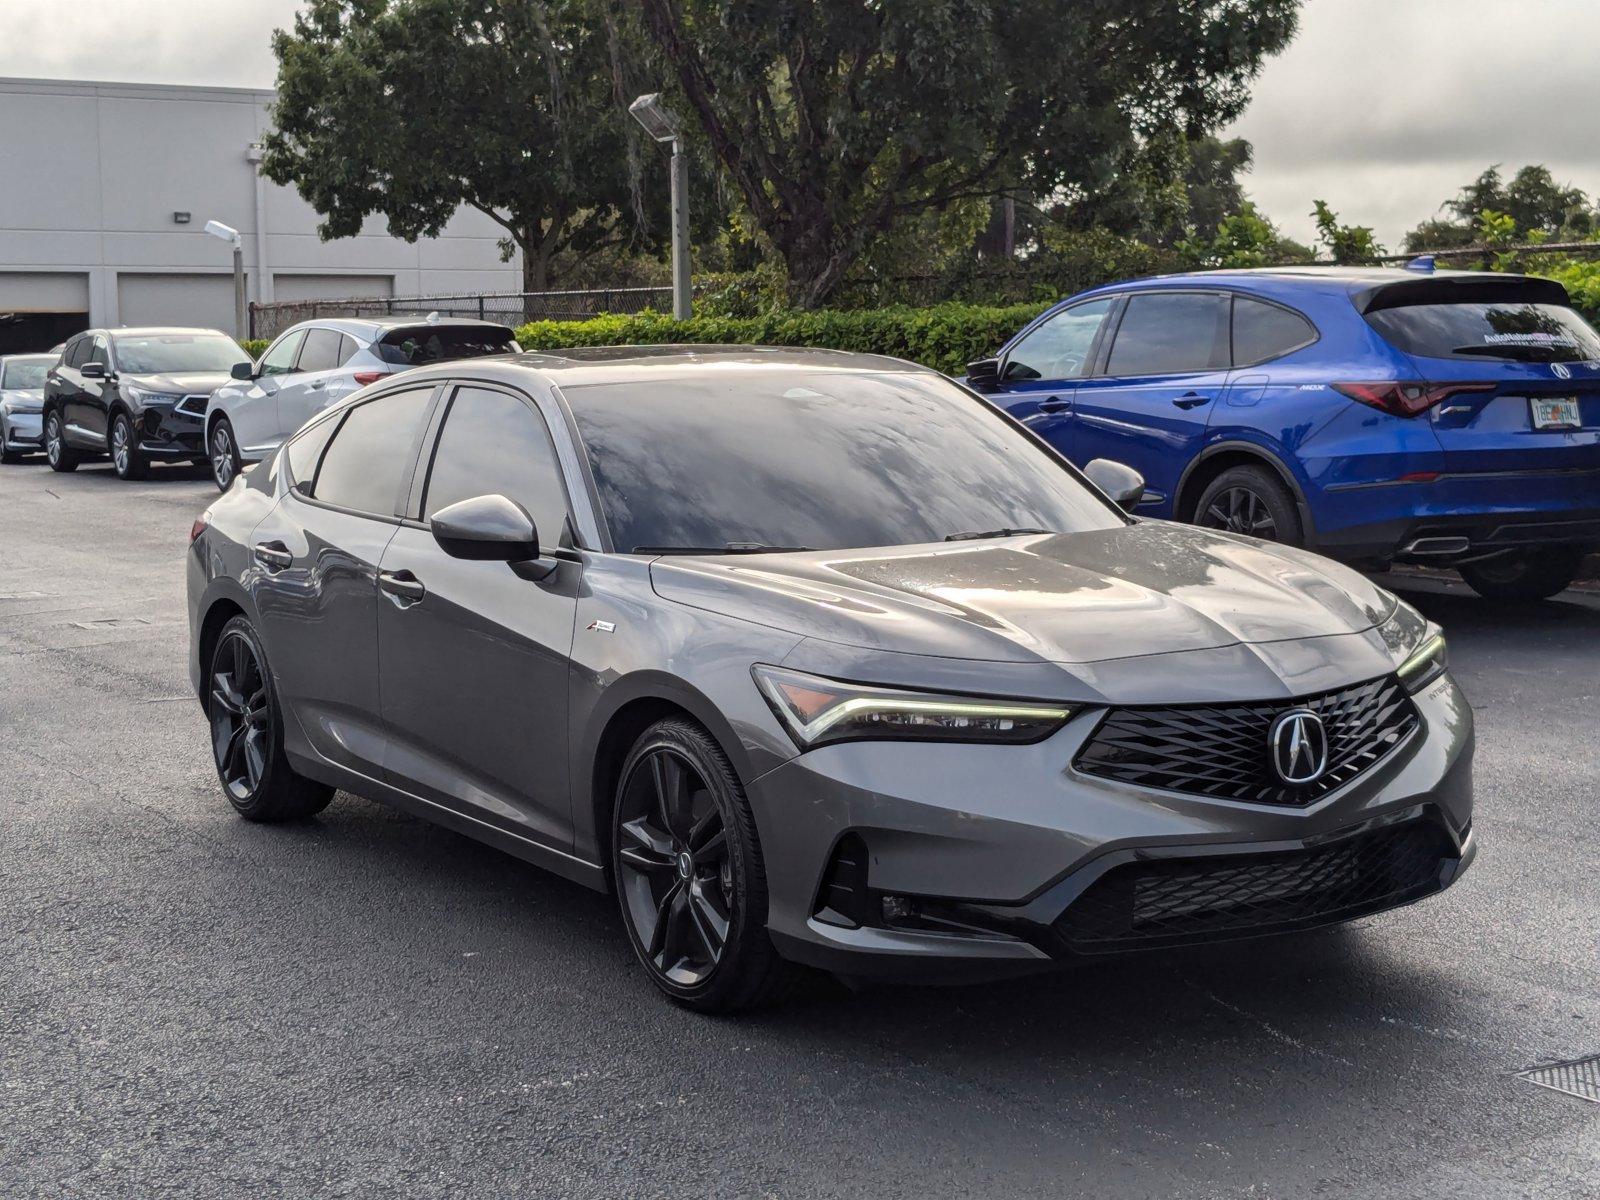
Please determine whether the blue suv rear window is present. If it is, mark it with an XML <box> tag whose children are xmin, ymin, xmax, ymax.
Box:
<box><xmin>1366</xmin><ymin>301</ymin><xmax>1600</xmax><ymax>363</ymax></box>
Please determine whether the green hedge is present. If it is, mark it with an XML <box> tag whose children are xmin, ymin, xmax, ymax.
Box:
<box><xmin>243</xmin><ymin>338</ymin><xmax>270</xmax><ymax>358</ymax></box>
<box><xmin>512</xmin><ymin>302</ymin><xmax>1049</xmax><ymax>376</ymax></box>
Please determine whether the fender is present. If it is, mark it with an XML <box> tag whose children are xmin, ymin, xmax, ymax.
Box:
<box><xmin>1176</xmin><ymin>437</ymin><xmax>1320</xmax><ymax>548</ymax></box>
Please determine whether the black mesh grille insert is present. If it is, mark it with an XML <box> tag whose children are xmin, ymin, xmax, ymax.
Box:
<box><xmin>1074</xmin><ymin>676</ymin><xmax>1419</xmax><ymax>807</ymax></box>
<box><xmin>1056</xmin><ymin>821</ymin><xmax>1453</xmax><ymax>952</ymax></box>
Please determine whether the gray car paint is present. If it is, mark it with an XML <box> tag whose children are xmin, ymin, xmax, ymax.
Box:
<box><xmin>188</xmin><ymin>348</ymin><xmax>1474</xmax><ymax>980</ymax></box>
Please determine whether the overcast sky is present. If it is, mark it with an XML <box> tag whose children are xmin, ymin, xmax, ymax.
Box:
<box><xmin>1</xmin><ymin>0</ymin><xmax>1596</xmax><ymax>251</ymax></box>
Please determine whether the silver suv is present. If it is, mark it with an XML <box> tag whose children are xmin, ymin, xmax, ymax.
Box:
<box><xmin>202</xmin><ymin>315</ymin><xmax>518</xmax><ymax>489</ymax></box>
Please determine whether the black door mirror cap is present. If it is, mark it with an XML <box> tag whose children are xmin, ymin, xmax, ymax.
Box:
<box><xmin>80</xmin><ymin>362</ymin><xmax>107</xmax><ymax>380</ymax></box>
<box><xmin>231</xmin><ymin>361</ymin><xmax>256</xmax><ymax>381</ymax></box>
<box><xmin>1083</xmin><ymin>458</ymin><xmax>1146</xmax><ymax>513</ymax></box>
<box><xmin>964</xmin><ymin>357</ymin><xmax>1001</xmax><ymax>390</ymax></box>
<box><xmin>430</xmin><ymin>493</ymin><xmax>558</xmax><ymax>579</ymax></box>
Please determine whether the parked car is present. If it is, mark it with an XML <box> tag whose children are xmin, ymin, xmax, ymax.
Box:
<box><xmin>0</xmin><ymin>352</ymin><xmax>56</xmax><ymax>463</ymax></box>
<box><xmin>188</xmin><ymin>347</ymin><xmax>1472</xmax><ymax>1012</ymax></box>
<box><xmin>966</xmin><ymin>265</ymin><xmax>1600</xmax><ymax>600</ymax></box>
<box><xmin>203</xmin><ymin>315</ymin><xmax>519</xmax><ymax>490</ymax></box>
<box><xmin>42</xmin><ymin>327</ymin><xmax>249</xmax><ymax>480</ymax></box>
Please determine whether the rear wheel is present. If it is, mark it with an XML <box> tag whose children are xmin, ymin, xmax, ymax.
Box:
<box><xmin>611</xmin><ymin>717</ymin><xmax>800</xmax><ymax>1012</ymax></box>
<box><xmin>110</xmin><ymin>412</ymin><xmax>148</xmax><ymax>480</ymax></box>
<box><xmin>1459</xmin><ymin>547</ymin><xmax>1585</xmax><ymax>601</ymax></box>
<box><xmin>207</xmin><ymin>615</ymin><xmax>334</xmax><ymax>822</ymax></box>
<box><xmin>1194</xmin><ymin>464</ymin><xmax>1303</xmax><ymax>546</ymax></box>
<box><xmin>44</xmin><ymin>411</ymin><xmax>79</xmax><ymax>472</ymax></box>
<box><xmin>209</xmin><ymin>417</ymin><xmax>241</xmax><ymax>491</ymax></box>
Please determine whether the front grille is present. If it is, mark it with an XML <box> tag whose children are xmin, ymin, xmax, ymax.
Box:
<box><xmin>1074</xmin><ymin>676</ymin><xmax>1418</xmax><ymax>807</ymax></box>
<box><xmin>1055</xmin><ymin>820</ymin><xmax>1454</xmax><ymax>952</ymax></box>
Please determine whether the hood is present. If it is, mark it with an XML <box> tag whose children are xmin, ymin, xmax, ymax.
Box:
<box><xmin>123</xmin><ymin>371</ymin><xmax>234</xmax><ymax>396</ymax></box>
<box><xmin>0</xmin><ymin>387</ymin><xmax>44</xmax><ymax>409</ymax></box>
<box><xmin>649</xmin><ymin>521</ymin><xmax>1397</xmax><ymax>666</ymax></box>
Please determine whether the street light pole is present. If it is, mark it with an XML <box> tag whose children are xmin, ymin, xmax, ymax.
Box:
<box><xmin>204</xmin><ymin>220</ymin><xmax>247</xmax><ymax>339</ymax></box>
<box><xmin>629</xmin><ymin>93</ymin><xmax>693</xmax><ymax>321</ymax></box>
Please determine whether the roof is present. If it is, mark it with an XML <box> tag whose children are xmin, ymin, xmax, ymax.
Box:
<box><xmin>103</xmin><ymin>327</ymin><xmax>236</xmax><ymax>338</ymax></box>
<box><xmin>286</xmin><ymin>315</ymin><xmax>518</xmax><ymax>338</ymax></box>
<box><xmin>1086</xmin><ymin>265</ymin><xmax>1541</xmax><ymax>296</ymax></box>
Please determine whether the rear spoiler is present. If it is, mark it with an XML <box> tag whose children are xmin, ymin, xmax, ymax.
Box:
<box><xmin>1354</xmin><ymin>275</ymin><xmax>1570</xmax><ymax>315</ymax></box>
<box><xmin>378</xmin><ymin>321</ymin><xmax>517</xmax><ymax>342</ymax></box>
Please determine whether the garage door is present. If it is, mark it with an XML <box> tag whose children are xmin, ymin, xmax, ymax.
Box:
<box><xmin>273</xmin><ymin>274</ymin><xmax>394</xmax><ymax>302</ymax></box>
<box><xmin>0</xmin><ymin>272</ymin><xmax>90</xmax><ymax>354</ymax></box>
<box><xmin>117</xmin><ymin>273</ymin><xmax>243</xmax><ymax>336</ymax></box>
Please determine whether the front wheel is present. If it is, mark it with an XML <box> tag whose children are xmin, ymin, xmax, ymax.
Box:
<box><xmin>0</xmin><ymin>419</ymin><xmax>24</xmax><ymax>464</ymax></box>
<box><xmin>209</xmin><ymin>417</ymin><xmax>241</xmax><ymax>491</ymax></box>
<box><xmin>207</xmin><ymin>615</ymin><xmax>334</xmax><ymax>822</ymax></box>
<box><xmin>611</xmin><ymin>717</ymin><xmax>801</xmax><ymax>1012</ymax></box>
<box><xmin>1194</xmin><ymin>464</ymin><xmax>1303</xmax><ymax>545</ymax></box>
<box><xmin>110</xmin><ymin>412</ymin><xmax>148</xmax><ymax>480</ymax></box>
<box><xmin>1459</xmin><ymin>548</ymin><xmax>1585</xmax><ymax>601</ymax></box>
<box><xmin>44</xmin><ymin>412</ymin><xmax>79</xmax><ymax>472</ymax></box>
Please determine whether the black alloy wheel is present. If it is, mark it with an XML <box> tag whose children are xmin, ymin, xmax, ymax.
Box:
<box><xmin>1203</xmin><ymin>485</ymin><xmax>1278</xmax><ymax>538</ymax></box>
<box><xmin>210</xmin><ymin>627</ymin><xmax>271</xmax><ymax>803</ymax></box>
<box><xmin>44</xmin><ymin>412</ymin><xmax>78</xmax><ymax>472</ymax></box>
<box><xmin>612</xmin><ymin>718</ymin><xmax>800</xmax><ymax>1011</ymax></box>
<box><xmin>1194</xmin><ymin>464</ymin><xmax>1303</xmax><ymax>546</ymax></box>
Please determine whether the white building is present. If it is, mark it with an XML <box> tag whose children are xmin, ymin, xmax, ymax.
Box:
<box><xmin>0</xmin><ymin>76</ymin><xmax>522</xmax><ymax>353</ymax></box>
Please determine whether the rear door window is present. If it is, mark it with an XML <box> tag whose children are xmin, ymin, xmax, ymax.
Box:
<box><xmin>305</xmin><ymin>387</ymin><xmax>433</xmax><ymax>516</ymax></box>
<box><xmin>1232</xmin><ymin>297</ymin><xmax>1317</xmax><ymax>365</ymax></box>
<box><xmin>1106</xmin><ymin>293</ymin><xmax>1231</xmax><ymax>376</ymax></box>
<box><xmin>1365</xmin><ymin>301</ymin><xmax>1600</xmax><ymax>363</ymax></box>
<box><xmin>295</xmin><ymin>328</ymin><xmax>345</xmax><ymax>373</ymax></box>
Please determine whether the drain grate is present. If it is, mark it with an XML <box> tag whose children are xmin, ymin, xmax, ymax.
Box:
<box><xmin>1516</xmin><ymin>1054</ymin><xmax>1600</xmax><ymax>1104</ymax></box>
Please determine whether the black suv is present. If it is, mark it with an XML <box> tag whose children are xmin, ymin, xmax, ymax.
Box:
<box><xmin>44</xmin><ymin>327</ymin><xmax>250</xmax><ymax>480</ymax></box>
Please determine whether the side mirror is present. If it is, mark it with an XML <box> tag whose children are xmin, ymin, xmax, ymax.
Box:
<box><xmin>964</xmin><ymin>357</ymin><xmax>1001</xmax><ymax>391</ymax></box>
<box><xmin>231</xmin><ymin>361</ymin><xmax>255</xmax><ymax>381</ymax></box>
<box><xmin>430</xmin><ymin>494</ymin><xmax>557</xmax><ymax>580</ymax></box>
<box><xmin>81</xmin><ymin>362</ymin><xmax>107</xmax><ymax>380</ymax></box>
<box><xmin>1083</xmin><ymin>458</ymin><xmax>1145</xmax><ymax>513</ymax></box>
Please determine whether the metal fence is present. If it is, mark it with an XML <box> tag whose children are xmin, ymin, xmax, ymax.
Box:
<box><xmin>248</xmin><ymin>285</ymin><xmax>678</xmax><ymax>340</ymax></box>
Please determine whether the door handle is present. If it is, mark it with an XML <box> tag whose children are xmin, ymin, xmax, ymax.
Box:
<box><xmin>379</xmin><ymin>569</ymin><xmax>426</xmax><ymax>605</ymax></box>
<box><xmin>1173</xmin><ymin>392</ymin><xmax>1211</xmax><ymax>410</ymax></box>
<box><xmin>1036</xmin><ymin>398</ymin><xmax>1071</xmax><ymax>414</ymax></box>
<box><xmin>253</xmin><ymin>541</ymin><xmax>293</xmax><ymax>572</ymax></box>
<box><xmin>308</xmin><ymin>379</ymin><xmax>326</xmax><ymax>391</ymax></box>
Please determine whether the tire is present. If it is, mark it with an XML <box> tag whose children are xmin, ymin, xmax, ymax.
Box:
<box><xmin>206</xmin><ymin>615</ymin><xmax>334</xmax><ymax>823</ymax></box>
<box><xmin>0</xmin><ymin>420</ymin><xmax>23</xmax><ymax>464</ymax></box>
<box><xmin>1194</xmin><ymin>464</ymin><xmax>1303</xmax><ymax>545</ymax></box>
<box><xmin>1459</xmin><ymin>547</ymin><xmax>1585</xmax><ymax>601</ymax></box>
<box><xmin>110</xmin><ymin>411</ymin><xmax>149</xmax><ymax>481</ymax></box>
<box><xmin>44</xmin><ymin>411</ymin><xmax>79</xmax><ymax>472</ymax></box>
<box><xmin>209</xmin><ymin>417</ymin><xmax>242</xmax><ymax>491</ymax></box>
<box><xmin>611</xmin><ymin>717</ymin><xmax>802</xmax><ymax>1013</ymax></box>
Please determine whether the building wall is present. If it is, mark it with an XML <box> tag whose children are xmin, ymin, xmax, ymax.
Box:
<box><xmin>0</xmin><ymin>77</ymin><xmax>522</xmax><ymax>348</ymax></box>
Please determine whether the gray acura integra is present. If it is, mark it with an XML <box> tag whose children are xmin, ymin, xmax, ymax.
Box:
<box><xmin>187</xmin><ymin>346</ymin><xmax>1473</xmax><ymax>1011</ymax></box>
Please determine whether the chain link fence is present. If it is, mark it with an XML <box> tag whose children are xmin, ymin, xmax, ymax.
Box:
<box><xmin>249</xmin><ymin>285</ymin><xmax>678</xmax><ymax>340</ymax></box>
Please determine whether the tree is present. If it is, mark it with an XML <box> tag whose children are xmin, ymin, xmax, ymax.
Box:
<box><xmin>1405</xmin><ymin>164</ymin><xmax>1597</xmax><ymax>250</ymax></box>
<box><xmin>1178</xmin><ymin>200</ymin><xmax>1314</xmax><ymax>269</ymax></box>
<box><xmin>1311</xmin><ymin>200</ymin><xmax>1383</xmax><ymax>264</ymax></box>
<box><xmin>634</xmin><ymin>0</ymin><xmax>1299</xmax><ymax>307</ymax></box>
<box><xmin>262</xmin><ymin>0</ymin><xmax>657</xmax><ymax>293</ymax></box>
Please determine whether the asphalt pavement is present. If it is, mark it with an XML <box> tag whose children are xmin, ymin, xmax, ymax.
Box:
<box><xmin>2</xmin><ymin>457</ymin><xmax>1597</xmax><ymax>1199</ymax></box>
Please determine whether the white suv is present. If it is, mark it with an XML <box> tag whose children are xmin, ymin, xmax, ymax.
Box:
<box><xmin>202</xmin><ymin>315</ymin><xmax>519</xmax><ymax>489</ymax></box>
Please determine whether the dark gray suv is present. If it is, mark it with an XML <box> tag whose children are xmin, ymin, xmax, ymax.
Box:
<box><xmin>186</xmin><ymin>347</ymin><xmax>1474</xmax><ymax>1011</ymax></box>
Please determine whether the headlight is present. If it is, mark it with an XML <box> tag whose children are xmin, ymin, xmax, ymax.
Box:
<box><xmin>124</xmin><ymin>385</ymin><xmax>183</xmax><ymax>405</ymax></box>
<box><xmin>753</xmin><ymin>665</ymin><xmax>1075</xmax><ymax>749</ymax></box>
<box><xmin>1397</xmin><ymin>630</ymin><xmax>1448</xmax><ymax>693</ymax></box>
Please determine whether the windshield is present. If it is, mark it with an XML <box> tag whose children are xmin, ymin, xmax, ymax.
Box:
<box><xmin>377</xmin><ymin>326</ymin><xmax>518</xmax><ymax>366</ymax></box>
<box><xmin>564</xmin><ymin>370</ymin><xmax>1123</xmax><ymax>553</ymax></box>
<box><xmin>113</xmin><ymin>334</ymin><xmax>247</xmax><ymax>375</ymax></box>
<box><xmin>1366</xmin><ymin>301</ymin><xmax>1600</xmax><ymax>363</ymax></box>
<box><xmin>1</xmin><ymin>358</ymin><xmax>52</xmax><ymax>389</ymax></box>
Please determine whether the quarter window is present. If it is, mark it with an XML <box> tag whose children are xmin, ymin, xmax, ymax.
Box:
<box><xmin>259</xmin><ymin>331</ymin><xmax>306</xmax><ymax>378</ymax></box>
<box><xmin>295</xmin><ymin>328</ymin><xmax>345</xmax><ymax>374</ymax></box>
<box><xmin>307</xmin><ymin>387</ymin><xmax>432</xmax><ymax>516</ymax></box>
<box><xmin>1003</xmin><ymin>299</ymin><xmax>1114</xmax><ymax>381</ymax></box>
<box><xmin>1106</xmin><ymin>293</ymin><xmax>1231</xmax><ymax>376</ymax></box>
<box><xmin>423</xmin><ymin>386</ymin><xmax>569</xmax><ymax>541</ymax></box>
<box><xmin>1232</xmin><ymin>297</ymin><xmax>1317</xmax><ymax>365</ymax></box>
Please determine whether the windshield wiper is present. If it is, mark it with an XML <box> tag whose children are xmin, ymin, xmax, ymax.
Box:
<box><xmin>631</xmin><ymin>543</ymin><xmax>815</xmax><ymax>555</ymax></box>
<box><xmin>943</xmin><ymin>527</ymin><xmax>1054</xmax><ymax>542</ymax></box>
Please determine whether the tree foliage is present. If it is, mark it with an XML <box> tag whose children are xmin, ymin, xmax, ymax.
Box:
<box><xmin>1311</xmin><ymin>200</ymin><xmax>1383</xmax><ymax>264</ymax></box>
<box><xmin>634</xmin><ymin>0</ymin><xmax>1298</xmax><ymax>307</ymax></box>
<box><xmin>262</xmin><ymin>0</ymin><xmax>659</xmax><ymax>291</ymax></box>
<box><xmin>1405</xmin><ymin>164</ymin><xmax>1597</xmax><ymax>251</ymax></box>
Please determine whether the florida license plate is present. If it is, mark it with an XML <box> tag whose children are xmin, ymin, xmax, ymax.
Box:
<box><xmin>1531</xmin><ymin>396</ymin><xmax>1581</xmax><ymax>429</ymax></box>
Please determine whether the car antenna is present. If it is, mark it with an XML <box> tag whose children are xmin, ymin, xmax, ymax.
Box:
<box><xmin>1405</xmin><ymin>255</ymin><xmax>1436</xmax><ymax>273</ymax></box>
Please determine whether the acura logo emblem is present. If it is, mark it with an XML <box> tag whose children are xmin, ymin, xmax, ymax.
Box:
<box><xmin>1268</xmin><ymin>709</ymin><xmax>1329</xmax><ymax>786</ymax></box>
<box><xmin>1552</xmin><ymin>362</ymin><xmax>1572</xmax><ymax>379</ymax></box>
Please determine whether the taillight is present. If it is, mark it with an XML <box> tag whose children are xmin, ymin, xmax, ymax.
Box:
<box><xmin>190</xmin><ymin>514</ymin><xmax>210</xmax><ymax>543</ymax></box>
<box><xmin>351</xmin><ymin>370</ymin><xmax>385</xmax><ymax>386</ymax></box>
<box><xmin>1332</xmin><ymin>381</ymin><xmax>1495</xmax><ymax>418</ymax></box>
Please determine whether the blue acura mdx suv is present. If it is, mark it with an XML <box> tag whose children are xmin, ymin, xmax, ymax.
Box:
<box><xmin>966</xmin><ymin>265</ymin><xmax>1600</xmax><ymax>599</ymax></box>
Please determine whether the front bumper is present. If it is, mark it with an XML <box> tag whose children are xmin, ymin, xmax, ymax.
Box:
<box><xmin>137</xmin><ymin>405</ymin><xmax>204</xmax><ymax>456</ymax></box>
<box><xmin>750</xmin><ymin>672</ymin><xmax>1474</xmax><ymax>983</ymax></box>
<box><xmin>2</xmin><ymin>410</ymin><xmax>43</xmax><ymax>448</ymax></box>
